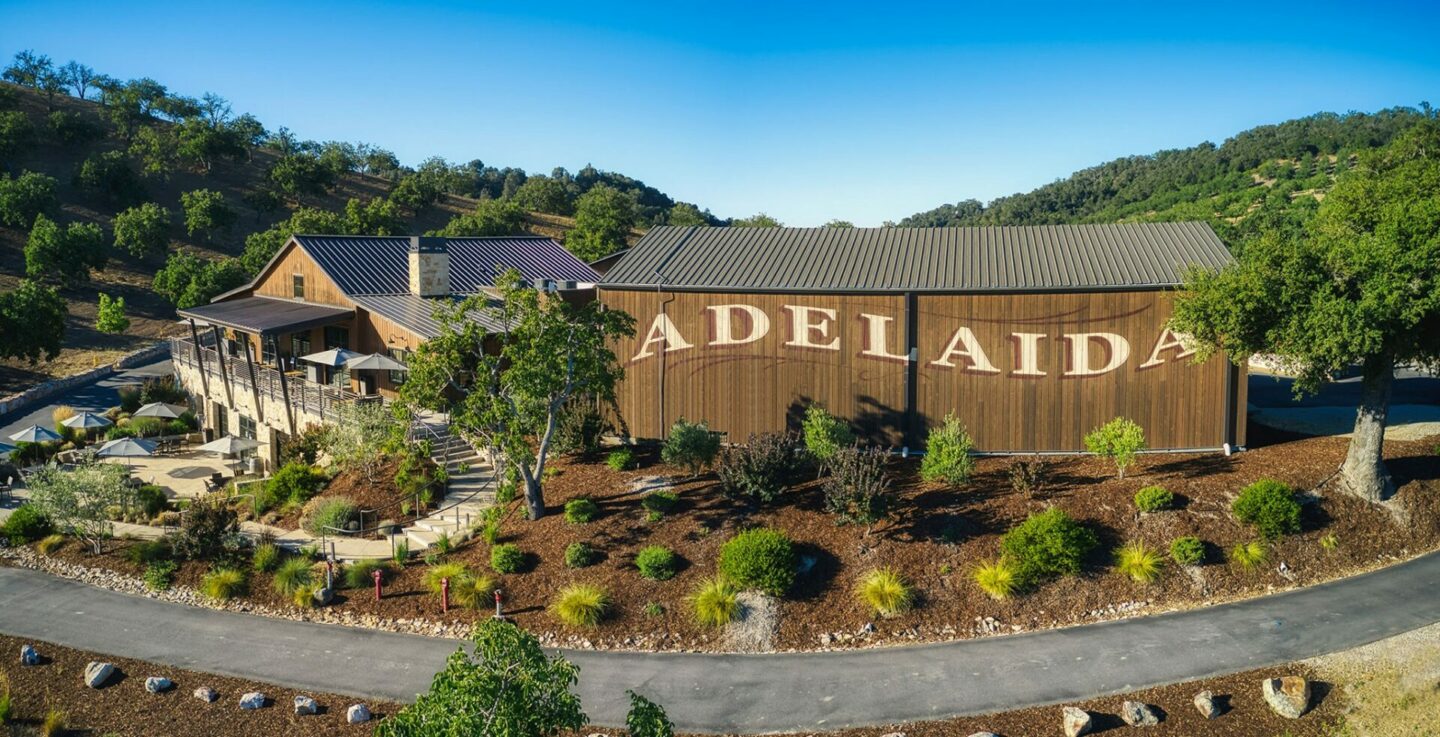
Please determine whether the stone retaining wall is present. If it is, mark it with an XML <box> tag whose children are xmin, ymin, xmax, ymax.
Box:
<box><xmin>0</xmin><ymin>342</ymin><xmax>171</xmax><ymax>418</ymax></box>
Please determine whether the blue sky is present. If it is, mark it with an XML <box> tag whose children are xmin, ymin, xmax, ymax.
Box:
<box><xmin>3</xmin><ymin>1</ymin><xmax>1439</xmax><ymax>225</ymax></box>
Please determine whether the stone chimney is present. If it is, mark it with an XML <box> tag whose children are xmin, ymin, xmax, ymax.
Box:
<box><xmin>408</xmin><ymin>236</ymin><xmax>450</xmax><ymax>297</ymax></box>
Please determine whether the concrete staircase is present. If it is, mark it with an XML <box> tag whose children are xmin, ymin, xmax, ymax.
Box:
<box><xmin>401</xmin><ymin>428</ymin><xmax>497</xmax><ymax>553</ymax></box>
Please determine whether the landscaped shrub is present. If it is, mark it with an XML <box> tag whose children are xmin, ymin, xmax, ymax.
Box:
<box><xmin>854</xmin><ymin>568</ymin><xmax>913</xmax><ymax>618</ymax></box>
<box><xmin>251</xmin><ymin>542</ymin><xmax>281</xmax><ymax>573</ymax></box>
<box><xmin>124</xmin><ymin>539</ymin><xmax>171</xmax><ymax>565</ymax></box>
<box><xmin>717</xmin><ymin>433</ymin><xmax>799</xmax><ymax>505</ymax></box>
<box><xmin>1231</xmin><ymin>479</ymin><xmax>1301</xmax><ymax>539</ymax></box>
<box><xmin>451</xmin><ymin>573</ymin><xmax>498</xmax><ymax>609</ymax></box>
<box><xmin>1084</xmin><ymin>417</ymin><xmax>1147</xmax><ymax>478</ymax></box>
<box><xmin>635</xmin><ymin>545</ymin><xmax>678</xmax><ymax>580</ymax></box>
<box><xmin>264</xmin><ymin>462</ymin><xmax>325</xmax><ymax>510</ymax></box>
<box><xmin>1319</xmin><ymin>533</ymin><xmax>1339</xmax><ymax>552</ymax></box>
<box><xmin>1134</xmin><ymin>485</ymin><xmax>1174</xmax><ymax>512</ymax></box>
<box><xmin>434</xmin><ymin>531</ymin><xmax>453</xmax><ymax>556</ymax></box>
<box><xmin>344</xmin><ymin>558</ymin><xmax>393</xmax><ymax>589</ymax></box>
<box><xmin>200</xmin><ymin>568</ymin><xmax>247</xmax><ymax>600</ymax></box>
<box><xmin>920</xmin><ymin>413</ymin><xmax>975</xmax><ymax>486</ymax></box>
<box><xmin>392</xmin><ymin>539</ymin><xmax>410</xmax><ymax>565</ymax></box>
<box><xmin>999</xmin><ymin>508</ymin><xmax>1098</xmax><ymax>587</ymax></box>
<box><xmin>606</xmin><ymin>448</ymin><xmax>634</xmax><ymax>471</ymax></box>
<box><xmin>490</xmin><ymin>543</ymin><xmax>525</xmax><ymax>574</ymax></box>
<box><xmin>550</xmin><ymin>583</ymin><xmax>609</xmax><ymax>627</ymax></box>
<box><xmin>2</xmin><ymin>504</ymin><xmax>51</xmax><ymax>544</ymax></box>
<box><xmin>1228</xmin><ymin>540</ymin><xmax>1268</xmax><ymax>570</ymax></box>
<box><xmin>1008</xmin><ymin>456</ymin><xmax>1049</xmax><ymax>496</ymax></box>
<box><xmin>126</xmin><ymin>416</ymin><xmax>166</xmax><ymax>438</ymax></box>
<box><xmin>564</xmin><ymin>498</ymin><xmax>599</xmax><ymax>524</ymax></box>
<box><xmin>802</xmin><ymin>404</ymin><xmax>854</xmax><ymax>468</ymax></box>
<box><xmin>661</xmin><ymin>418</ymin><xmax>720</xmax><ymax>477</ymax></box>
<box><xmin>302</xmin><ymin>496</ymin><xmax>358</xmax><ymax>535</ymax></box>
<box><xmin>143</xmin><ymin>561</ymin><xmax>177</xmax><ymax>591</ymax></box>
<box><xmin>272</xmin><ymin>557</ymin><xmax>314</xmax><ymax>597</ymax></box>
<box><xmin>172</xmin><ymin>497</ymin><xmax>239</xmax><ymax>561</ymax></box>
<box><xmin>136</xmin><ymin>484</ymin><xmax>168</xmax><ymax>517</ymax></box>
<box><xmin>972</xmin><ymin>558</ymin><xmax>1018</xmax><ymax>600</ymax></box>
<box><xmin>564</xmin><ymin>541</ymin><xmax>599</xmax><ymax>569</ymax></box>
<box><xmin>641</xmin><ymin>489</ymin><xmax>680</xmax><ymax>516</ymax></box>
<box><xmin>718</xmin><ymin>528</ymin><xmax>796</xmax><ymax>596</ymax></box>
<box><xmin>823</xmin><ymin>445</ymin><xmax>893</xmax><ymax>529</ymax></box>
<box><xmin>1169</xmin><ymin>536</ymin><xmax>1206</xmax><ymax>566</ymax></box>
<box><xmin>553</xmin><ymin>399</ymin><xmax>609</xmax><ymax>455</ymax></box>
<box><xmin>1114</xmin><ymin>541</ymin><xmax>1164</xmax><ymax>582</ymax></box>
<box><xmin>36</xmin><ymin>533</ymin><xmax>65</xmax><ymax>555</ymax></box>
<box><xmin>689</xmin><ymin>576</ymin><xmax>739</xmax><ymax>627</ymax></box>
<box><xmin>292</xmin><ymin>582</ymin><xmax>323</xmax><ymax>609</ymax></box>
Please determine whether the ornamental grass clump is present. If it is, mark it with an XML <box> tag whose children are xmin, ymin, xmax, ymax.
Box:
<box><xmin>1114</xmin><ymin>541</ymin><xmax>1164</xmax><ymax>583</ymax></box>
<box><xmin>635</xmin><ymin>545</ymin><xmax>678</xmax><ymax>580</ymax></box>
<box><xmin>717</xmin><ymin>528</ymin><xmax>796</xmax><ymax>596</ymax></box>
<box><xmin>1134</xmin><ymin>485</ymin><xmax>1174</xmax><ymax>512</ymax></box>
<box><xmin>272</xmin><ymin>557</ymin><xmax>314</xmax><ymax>597</ymax></box>
<box><xmin>854</xmin><ymin>567</ymin><xmax>913</xmax><ymax>618</ymax></box>
<box><xmin>999</xmin><ymin>508</ymin><xmax>1098</xmax><ymax>588</ymax></box>
<box><xmin>1169</xmin><ymin>536</ymin><xmax>1206</xmax><ymax>566</ymax></box>
<box><xmin>550</xmin><ymin>583</ymin><xmax>609</xmax><ymax>627</ymax></box>
<box><xmin>564</xmin><ymin>498</ymin><xmax>599</xmax><ymax>524</ymax></box>
<box><xmin>36</xmin><ymin>533</ymin><xmax>65</xmax><ymax>555</ymax></box>
<box><xmin>1228</xmin><ymin>540</ymin><xmax>1269</xmax><ymax>571</ymax></box>
<box><xmin>1231</xmin><ymin>479</ymin><xmax>1301</xmax><ymax>539</ymax></box>
<box><xmin>920</xmin><ymin>413</ymin><xmax>975</xmax><ymax>486</ymax></box>
<box><xmin>251</xmin><ymin>542</ymin><xmax>281</xmax><ymax>573</ymax></box>
<box><xmin>200</xmin><ymin>568</ymin><xmax>246</xmax><ymax>600</ymax></box>
<box><xmin>690</xmin><ymin>576</ymin><xmax>740</xmax><ymax>627</ymax></box>
<box><xmin>344</xmin><ymin>558</ymin><xmax>393</xmax><ymax>589</ymax></box>
<box><xmin>972</xmin><ymin>558</ymin><xmax>1018</xmax><ymax>600</ymax></box>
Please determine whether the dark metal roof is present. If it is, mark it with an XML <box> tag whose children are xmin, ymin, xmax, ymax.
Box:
<box><xmin>294</xmin><ymin>235</ymin><xmax>600</xmax><ymax>296</ymax></box>
<box><xmin>600</xmin><ymin>223</ymin><xmax>1232</xmax><ymax>293</ymax></box>
<box><xmin>178</xmin><ymin>297</ymin><xmax>353</xmax><ymax>336</ymax></box>
<box><xmin>351</xmin><ymin>294</ymin><xmax>504</xmax><ymax>339</ymax></box>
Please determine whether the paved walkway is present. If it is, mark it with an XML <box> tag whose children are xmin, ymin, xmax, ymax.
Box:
<box><xmin>3</xmin><ymin>551</ymin><xmax>1440</xmax><ymax>732</ymax></box>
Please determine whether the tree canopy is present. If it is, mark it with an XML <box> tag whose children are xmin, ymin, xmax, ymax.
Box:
<box><xmin>0</xmin><ymin>279</ymin><xmax>66</xmax><ymax>362</ymax></box>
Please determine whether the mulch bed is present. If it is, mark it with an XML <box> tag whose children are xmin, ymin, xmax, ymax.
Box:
<box><xmin>35</xmin><ymin>423</ymin><xmax>1440</xmax><ymax>654</ymax></box>
<box><xmin>260</xmin><ymin>455</ymin><xmax>432</xmax><ymax>532</ymax></box>
<box><xmin>0</xmin><ymin>634</ymin><xmax>392</xmax><ymax>736</ymax></box>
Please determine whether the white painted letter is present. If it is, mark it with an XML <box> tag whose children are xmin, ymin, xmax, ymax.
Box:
<box><xmin>1138</xmin><ymin>327</ymin><xmax>1196</xmax><ymax>368</ymax></box>
<box><xmin>859</xmin><ymin>313</ymin><xmax>909</xmax><ymax>361</ymax></box>
<box><xmin>631</xmin><ymin>313</ymin><xmax>694</xmax><ymax>361</ymax></box>
<box><xmin>930</xmin><ymin>327</ymin><xmax>1001</xmax><ymax>373</ymax></box>
<box><xmin>1010</xmin><ymin>333</ymin><xmax>1047</xmax><ymax>376</ymax></box>
<box><xmin>707</xmin><ymin>304</ymin><xmax>770</xmax><ymax>346</ymax></box>
<box><xmin>783</xmin><ymin>305</ymin><xmax>840</xmax><ymax>351</ymax></box>
<box><xmin>1063</xmin><ymin>333</ymin><xmax>1131</xmax><ymax>376</ymax></box>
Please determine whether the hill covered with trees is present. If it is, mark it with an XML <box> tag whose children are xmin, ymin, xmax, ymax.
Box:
<box><xmin>899</xmin><ymin>105</ymin><xmax>1435</xmax><ymax>244</ymax></box>
<box><xmin>0</xmin><ymin>48</ymin><xmax>720</xmax><ymax>391</ymax></box>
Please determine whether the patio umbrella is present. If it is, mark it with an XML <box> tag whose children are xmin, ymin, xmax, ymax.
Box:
<box><xmin>345</xmin><ymin>352</ymin><xmax>408</xmax><ymax>372</ymax></box>
<box><xmin>9</xmin><ymin>425</ymin><xmax>61</xmax><ymax>443</ymax></box>
<box><xmin>61</xmin><ymin>411</ymin><xmax>114</xmax><ymax>430</ymax></box>
<box><xmin>96</xmin><ymin>437</ymin><xmax>156</xmax><ymax>475</ymax></box>
<box><xmin>197</xmin><ymin>435</ymin><xmax>260</xmax><ymax>475</ymax></box>
<box><xmin>0</xmin><ymin>440</ymin><xmax>15</xmax><ymax>456</ymax></box>
<box><xmin>132</xmin><ymin>402</ymin><xmax>189</xmax><ymax>419</ymax></box>
<box><xmin>299</xmin><ymin>348</ymin><xmax>362</xmax><ymax>367</ymax></box>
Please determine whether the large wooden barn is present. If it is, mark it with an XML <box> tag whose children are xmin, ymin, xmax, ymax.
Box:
<box><xmin>597</xmin><ymin>223</ymin><xmax>1247</xmax><ymax>453</ymax></box>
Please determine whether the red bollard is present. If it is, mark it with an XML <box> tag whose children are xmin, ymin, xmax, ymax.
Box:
<box><xmin>372</xmin><ymin>568</ymin><xmax>383</xmax><ymax>602</ymax></box>
<box><xmin>493</xmin><ymin>589</ymin><xmax>503</xmax><ymax>619</ymax></box>
<box><xmin>441</xmin><ymin>577</ymin><xmax>450</xmax><ymax>614</ymax></box>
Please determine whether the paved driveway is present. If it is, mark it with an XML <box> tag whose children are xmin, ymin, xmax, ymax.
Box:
<box><xmin>0</xmin><ymin>359</ymin><xmax>174</xmax><ymax>440</ymax></box>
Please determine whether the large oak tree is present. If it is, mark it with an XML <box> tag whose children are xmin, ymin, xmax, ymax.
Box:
<box><xmin>1172</xmin><ymin>120</ymin><xmax>1440</xmax><ymax>502</ymax></box>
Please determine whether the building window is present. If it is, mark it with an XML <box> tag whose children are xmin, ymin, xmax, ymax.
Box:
<box><xmin>214</xmin><ymin>405</ymin><xmax>228</xmax><ymax>436</ymax></box>
<box><xmin>291</xmin><ymin>333</ymin><xmax>311</xmax><ymax>359</ymax></box>
<box><xmin>238</xmin><ymin>415</ymin><xmax>257</xmax><ymax>441</ymax></box>
<box><xmin>388</xmin><ymin>347</ymin><xmax>409</xmax><ymax>386</ymax></box>
<box><xmin>324</xmin><ymin>326</ymin><xmax>349</xmax><ymax>350</ymax></box>
<box><xmin>261</xmin><ymin>337</ymin><xmax>277</xmax><ymax>364</ymax></box>
<box><xmin>292</xmin><ymin>274</ymin><xmax>305</xmax><ymax>300</ymax></box>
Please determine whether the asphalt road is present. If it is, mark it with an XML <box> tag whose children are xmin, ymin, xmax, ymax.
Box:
<box><xmin>0</xmin><ymin>359</ymin><xmax>174</xmax><ymax>441</ymax></box>
<box><xmin>1247</xmin><ymin>367</ymin><xmax>1439</xmax><ymax>409</ymax></box>
<box><xmin>3</xmin><ymin>551</ymin><xmax>1440</xmax><ymax>733</ymax></box>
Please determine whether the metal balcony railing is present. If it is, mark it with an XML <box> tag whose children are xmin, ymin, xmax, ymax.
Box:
<box><xmin>170</xmin><ymin>337</ymin><xmax>380</xmax><ymax>423</ymax></box>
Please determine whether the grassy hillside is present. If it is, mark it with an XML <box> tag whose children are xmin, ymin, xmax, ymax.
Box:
<box><xmin>0</xmin><ymin>82</ymin><xmax>633</xmax><ymax>392</ymax></box>
<box><xmin>900</xmin><ymin>106</ymin><xmax>1434</xmax><ymax>243</ymax></box>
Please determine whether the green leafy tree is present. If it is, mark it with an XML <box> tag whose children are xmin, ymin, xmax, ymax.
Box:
<box><xmin>0</xmin><ymin>171</ymin><xmax>57</xmax><ymax>227</ymax></box>
<box><xmin>823</xmin><ymin>219</ymin><xmax>855</xmax><ymax>228</ymax></box>
<box><xmin>25</xmin><ymin>214</ymin><xmax>106</xmax><ymax>285</ymax></box>
<box><xmin>113</xmin><ymin>202</ymin><xmax>171</xmax><ymax>260</ymax></box>
<box><xmin>666</xmin><ymin>202</ymin><xmax>712</xmax><ymax>226</ymax></box>
<box><xmin>625</xmin><ymin>691</ymin><xmax>675</xmax><ymax>737</ymax></box>
<box><xmin>431</xmin><ymin>198</ymin><xmax>525</xmax><ymax>237</ymax></box>
<box><xmin>402</xmin><ymin>269</ymin><xmax>636</xmax><ymax>520</ymax></box>
<box><xmin>3</xmin><ymin>50</ymin><xmax>53</xmax><ymax>88</ymax></box>
<box><xmin>1082</xmin><ymin>417</ymin><xmax>1146</xmax><ymax>479</ymax></box>
<box><xmin>0</xmin><ymin>280</ymin><xmax>66</xmax><ymax>362</ymax></box>
<box><xmin>343</xmin><ymin>196</ymin><xmax>404</xmax><ymax>235</ymax></box>
<box><xmin>512</xmin><ymin>176</ymin><xmax>575</xmax><ymax>215</ymax></box>
<box><xmin>566</xmin><ymin>184</ymin><xmax>636</xmax><ymax>261</ymax></box>
<box><xmin>268</xmin><ymin>152</ymin><xmax>336</xmax><ymax>199</ymax></box>
<box><xmin>180</xmin><ymin>189</ymin><xmax>236</xmax><ymax>239</ymax></box>
<box><xmin>239</xmin><ymin>207</ymin><xmax>346</xmax><ymax>272</ymax></box>
<box><xmin>1172</xmin><ymin>123</ymin><xmax>1440</xmax><ymax>501</ymax></box>
<box><xmin>0</xmin><ymin>110</ymin><xmax>34</xmax><ymax>159</ymax></box>
<box><xmin>320</xmin><ymin>401</ymin><xmax>402</xmax><ymax>484</ymax></box>
<box><xmin>177</xmin><ymin>117</ymin><xmax>246</xmax><ymax>173</ymax></box>
<box><xmin>127</xmin><ymin>125</ymin><xmax>178</xmax><ymax>178</ymax></box>
<box><xmin>95</xmin><ymin>293</ymin><xmax>129</xmax><ymax>334</ymax></box>
<box><xmin>153</xmin><ymin>252</ymin><xmax>248</xmax><ymax>308</ymax></box>
<box><xmin>732</xmin><ymin>212</ymin><xmax>782</xmax><ymax>227</ymax></box>
<box><xmin>74</xmin><ymin>151</ymin><xmax>146</xmax><ymax>206</ymax></box>
<box><xmin>25</xmin><ymin>460</ymin><xmax>134</xmax><ymax>554</ymax></box>
<box><xmin>376</xmin><ymin>619</ymin><xmax>586</xmax><ymax>737</ymax></box>
<box><xmin>57</xmin><ymin>60</ymin><xmax>97</xmax><ymax>99</ymax></box>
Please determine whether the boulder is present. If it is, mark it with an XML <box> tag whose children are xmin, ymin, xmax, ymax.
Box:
<box><xmin>238</xmin><ymin>692</ymin><xmax>266</xmax><ymax>710</ymax></box>
<box><xmin>294</xmin><ymin>694</ymin><xmax>318</xmax><ymax>715</ymax></box>
<box><xmin>1262</xmin><ymin>676</ymin><xmax>1310</xmax><ymax>719</ymax></box>
<box><xmin>312</xmin><ymin>587</ymin><xmax>334</xmax><ymax>606</ymax></box>
<box><xmin>194</xmin><ymin>686</ymin><xmax>218</xmax><ymax>703</ymax></box>
<box><xmin>1062</xmin><ymin>706</ymin><xmax>1092</xmax><ymax>737</ymax></box>
<box><xmin>144</xmin><ymin>676</ymin><xmax>174</xmax><ymax>693</ymax></box>
<box><xmin>20</xmin><ymin>644</ymin><xmax>39</xmax><ymax>665</ymax></box>
<box><xmin>347</xmin><ymin>704</ymin><xmax>372</xmax><ymax>724</ymax></box>
<box><xmin>1193</xmin><ymin>690</ymin><xmax>1219</xmax><ymax>719</ymax></box>
<box><xmin>84</xmin><ymin>661</ymin><xmax>116</xmax><ymax>688</ymax></box>
<box><xmin>1120</xmin><ymin>700</ymin><xmax>1160</xmax><ymax>727</ymax></box>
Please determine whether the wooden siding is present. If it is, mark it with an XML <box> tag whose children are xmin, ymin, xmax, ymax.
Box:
<box><xmin>601</xmin><ymin>288</ymin><xmax>1245</xmax><ymax>452</ymax></box>
<box><xmin>252</xmin><ymin>242</ymin><xmax>353</xmax><ymax>308</ymax></box>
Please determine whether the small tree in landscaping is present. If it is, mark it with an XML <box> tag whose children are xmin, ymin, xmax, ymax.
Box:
<box><xmin>376</xmin><ymin>619</ymin><xmax>586</xmax><ymax>737</ymax></box>
<box><xmin>999</xmin><ymin>507</ymin><xmax>1098</xmax><ymax>588</ymax></box>
<box><xmin>920</xmin><ymin>413</ymin><xmax>975</xmax><ymax>486</ymax></box>
<box><xmin>94</xmin><ymin>293</ymin><xmax>129</xmax><ymax>334</ymax></box>
<box><xmin>172</xmin><ymin>496</ymin><xmax>241</xmax><ymax>562</ymax></box>
<box><xmin>718</xmin><ymin>528</ymin><xmax>796</xmax><ymax>596</ymax></box>
<box><xmin>823</xmin><ymin>445</ymin><xmax>893</xmax><ymax>533</ymax></box>
<box><xmin>1084</xmin><ymin>417</ymin><xmax>1146</xmax><ymax>479</ymax></box>
<box><xmin>661</xmin><ymin>418</ymin><xmax>720</xmax><ymax>477</ymax></box>
<box><xmin>1231</xmin><ymin>479</ymin><xmax>1302</xmax><ymax>539</ymax></box>
<box><xmin>24</xmin><ymin>460</ymin><xmax>133</xmax><ymax>554</ymax></box>
<box><xmin>717</xmin><ymin>432</ymin><xmax>799</xmax><ymax>505</ymax></box>
<box><xmin>802</xmin><ymin>404</ymin><xmax>854</xmax><ymax>471</ymax></box>
<box><xmin>626</xmin><ymin>691</ymin><xmax>675</xmax><ymax>737</ymax></box>
<box><xmin>321</xmin><ymin>400</ymin><xmax>401</xmax><ymax>484</ymax></box>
